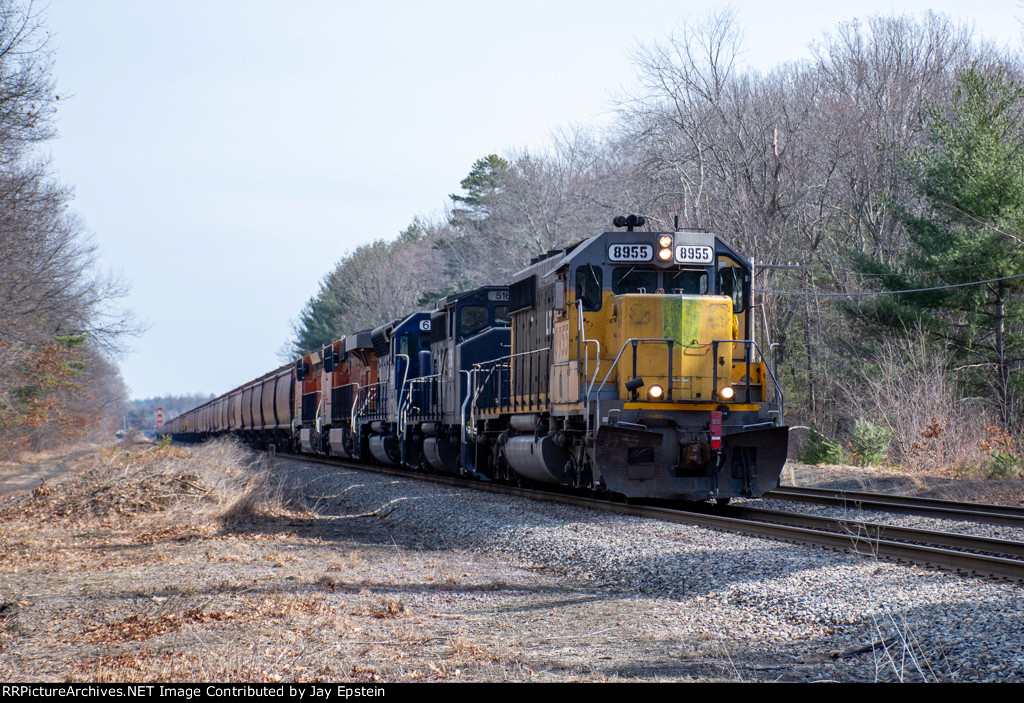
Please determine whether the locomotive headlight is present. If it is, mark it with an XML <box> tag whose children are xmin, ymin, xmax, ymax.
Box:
<box><xmin>658</xmin><ymin>235</ymin><xmax>674</xmax><ymax>262</ymax></box>
<box><xmin>648</xmin><ymin>384</ymin><xmax>664</xmax><ymax>400</ymax></box>
<box><xmin>719</xmin><ymin>386</ymin><xmax>735</xmax><ymax>400</ymax></box>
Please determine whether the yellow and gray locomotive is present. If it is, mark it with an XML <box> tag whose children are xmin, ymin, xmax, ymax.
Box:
<box><xmin>466</xmin><ymin>216</ymin><xmax>787</xmax><ymax>501</ymax></box>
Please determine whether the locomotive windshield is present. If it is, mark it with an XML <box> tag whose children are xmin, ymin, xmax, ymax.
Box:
<box><xmin>666</xmin><ymin>270</ymin><xmax>708</xmax><ymax>295</ymax></box>
<box><xmin>612</xmin><ymin>267</ymin><xmax>658</xmax><ymax>294</ymax></box>
<box><xmin>398</xmin><ymin>333</ymin><xmax>427</xmax><ymax>357</ymax></box>
<box><xmin>608</xmin><ymin>267</ymin><xmax>709</xmax><ymax>296</ymax></box>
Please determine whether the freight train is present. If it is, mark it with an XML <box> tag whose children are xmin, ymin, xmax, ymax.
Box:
<box><xmin>165</xmin><ymin>217</ymin><xmax>788</xmax><ymax>501</ymax></box>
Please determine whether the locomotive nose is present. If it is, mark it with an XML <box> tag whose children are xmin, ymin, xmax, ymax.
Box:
<box><xmin>612</xmin><ymin>293</ymin><xmax>735</xmax><ymax>402</ymax></box>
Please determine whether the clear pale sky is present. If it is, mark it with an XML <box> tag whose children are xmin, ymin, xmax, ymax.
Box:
<box><xmin>40</xmin><ymin>1</ymin><xmax>1023</xmax><ymax>400</ymax></box>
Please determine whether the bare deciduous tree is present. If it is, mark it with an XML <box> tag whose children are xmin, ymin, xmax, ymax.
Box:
<box><xmin>0</xmin><ymin>1</ymin><xmax>132</xmax><ymax>452</ymax></box>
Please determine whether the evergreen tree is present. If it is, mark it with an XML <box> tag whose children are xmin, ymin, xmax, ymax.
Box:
<box><xmin>286</xmin><ymin>220</ymin><xmax>447</xmax><ymax>357</ymax></box>
<box><xmin>290</xmin><ymin>279</ymin><xmax>347</xmax><ymax>356</ymax></box>
<box><xmin>448</xmin><ymin>154</ymin><xmax>510</xmax><ymax>226</ymax></box>
<box><xmin>856</xmin><ymin>65</ymin><xmax>1024</xmax><ymax>425</ymax></box>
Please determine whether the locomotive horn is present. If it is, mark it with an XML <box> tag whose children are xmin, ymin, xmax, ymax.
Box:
<box><xmin>613</xmin><ymin>214</ymin><xmax>646</xmax><ymax>231</ymax></box>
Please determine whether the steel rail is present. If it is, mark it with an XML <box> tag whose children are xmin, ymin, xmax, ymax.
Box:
<box><xmin>768</xmin><ymin>486</ymin><xmax>1024</xmax><ymax>527</ymax></box>
<box><xmin>278</xmin><ymin>452</ymin><xmax>1024</xmax><ymax>582</ymax></box>
<box><xmin>722</xmin><ymin>505</ymin><xmax>1024</xmax><ymax>561</ymax></box>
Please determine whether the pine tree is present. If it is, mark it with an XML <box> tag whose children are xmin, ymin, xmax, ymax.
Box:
<box><xmin>448</xmin><ymin>154</ymin><xmax>510</xmax><ymax>226</ymax></box>
<box><xmin>858</xmin><ymin>65</ymin><xmax>1024</xmax><ymax>425</ymax></box>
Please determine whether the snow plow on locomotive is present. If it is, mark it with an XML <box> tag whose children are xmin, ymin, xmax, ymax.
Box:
<box><xmin>166</xmin><ymin>218</ymin><xmax>788</xmax><ymax>502</ymax></box>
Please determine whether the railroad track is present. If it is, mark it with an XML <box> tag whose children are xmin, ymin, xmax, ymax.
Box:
<box><xmin>277</xmin><ymin>451</ymin><xmax>1024</xmax><ymax>582</ymax></box>
<box><xmin>721</xmin><ymin>504</ymin><xmax>1024</xmax><ymax>576</ymax></box>
<box><xmin>767</xmin><ymin>486</ymin><xmax>1024</xmax><ymax>527</ymax></box>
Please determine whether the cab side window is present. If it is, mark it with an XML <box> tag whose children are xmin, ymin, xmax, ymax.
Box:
<box><xmin>459</xmin><ymin>305</ymin><xmax>488</xmax><ymax>338</ymax></box>
<box><xmin>575</xmin><ymin>265</ymin><xmax>603</xmax><ymax>311</ymax></box>
<box><xmin>717</xmin><ymin>266</ymin><xmax>746</xmax><ymax>313</ymax></box>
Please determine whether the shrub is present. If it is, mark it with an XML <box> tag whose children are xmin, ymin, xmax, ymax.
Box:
<box><xmin>849</xmin><ymin>418</ymin><xmax>893</xmax><ymax>466</ymax></box>
<box><xmin>979</xmin><ymin>425</ymin><xmax>1024</xmax><ymax>478</ymax></box>
<box><xmin>984</xmin><ymin>451</ymin><xmax>1023</xmax><ymax>478</ymax></box>
<box><xmin>799</xmin><ymin>428</ymin><xmax>849</xmax><ymax>465</ymax></box>
<box><xmin>841</xmin><ymin>331</ymin><xmax>990</xmax><ymax>471</ymax></box>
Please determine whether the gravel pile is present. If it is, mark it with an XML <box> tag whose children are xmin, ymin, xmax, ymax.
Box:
<box><xmin>280</xmin><ymin>458</ymin><xmax>1024</xmax><ymax>682</ymax></box>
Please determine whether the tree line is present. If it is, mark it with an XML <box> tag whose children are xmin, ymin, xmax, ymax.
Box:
<box><xmin>0</xmin><ymin>2</ymin><xmax>132</xmax><ymax>454</ymax></box>
<box><xmin>289</xmin><ymin>10</ymin><xmax>1024</xmax><ymax>472</ymax></box>
<box><xmin>128</xmin><ymin>394</ymin><xmax>215</xmax><ymax>431</ymax></box>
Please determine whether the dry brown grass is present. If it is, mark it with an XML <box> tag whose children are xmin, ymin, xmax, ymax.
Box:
<box><xmin>0</xmin><ymin>439</ymin><xmax>605</xmax><ymax>682</ymax></box>
<box><xmin>0</xmin><ymin>438</ymin><xmax>287</xmax><ymax>527</ymax></box>
<box><xmin>842</xmin><ymin>333</ymin><xmax>1000</xmax><ymax>472</ymax></box>
<box><xmin>365</xmin><ymin>596</ymin><xmax>409</xmax><ymax>619</ymax></box>
<box><xmin>447</xmin><ymin>636</ymin><xmax>500</xmax><ymax>664</ymax></box>
<box><xmin>0</xmin><ymin>439</ymin><xmax>343</xmax><ymax>682</ymax></box>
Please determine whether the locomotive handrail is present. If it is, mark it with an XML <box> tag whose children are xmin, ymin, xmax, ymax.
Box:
<box><xmin>710</xmin><ymin>338</ymin><xmax>785</xmax><ymax>423</ymax></box>
<box><xmin>589</xmin><ymin>336</ymin><xmax>784</xmax><ymax>439</ymax></box>
<box><xmin>469</xmin><ymin>367</ymin><xmax>483</xmax><ymax>439</ymax></box>
<box><xmin>470</xmin><ymin>346</ymin><xmax>551</xmax><ymax>369</ymax></box>
<box><xmin>581</xmin><ymin>337</ymin><xmax>601</xmax><ymax>446</ymax></box>
<box><xmin>582</xmin><ymin>339</ymin><xmax>601</xmax><ymax>396</ymax></box>
<box><xmin>354</xmin><ymin>381</ymin><xmax>386</xmax><ymax>427</ymax></box>
<box><xmin>325</xmin><ymin>381</ymin><xmax>361</xmax><ymax>433</ymax></box>
<box><xmin>591</xmin><ymin>337</ymin><xmax>675</xmax><ymax>438</ymax></box>
<box><xmin>471</xmin><ymin>346</ymin><xmax>550</xmax><ymax>413</ymax></box>
<box><xmin>398</xmin><ymin>373</ymin><xmax>440</xmax><ymax>434</ymax></box>
<box><xmin>460</xmin><ymin>369</ymin><xmax>473</xmax><ymax>445</ymax></box>
<box><xmin>395</xmin><ymin>353</ymin><xmax>411</xmax><ymax>419</ymax></box>
<box><xmin>577</xmin><ymin>298</ymin><xmax>602</xmax><ymax>418</ymax></box>
<box><xmin>462</xmin><ymin>363</ymin><xmax>503</xmax><ymax>471</ymax></box>
<box><xmin>467</xmin><ymin>360</ymin><xmax>500</xmax><ymax>422</ymax></box>
<box><xmin>460</xmin><ymin>368</ymin><xmax>498</xmax><ymax>479</ymax></box>
<box><xmin>467</xmin><ymin>363</ymin><xmax>500</xmax><ymax>432</ymax></box>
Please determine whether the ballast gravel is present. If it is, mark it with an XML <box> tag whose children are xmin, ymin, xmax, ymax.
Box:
<box><xmin>278</xmin><ymin>457</ymin><xmax>1024</xmax><ymax>682</ymax></box>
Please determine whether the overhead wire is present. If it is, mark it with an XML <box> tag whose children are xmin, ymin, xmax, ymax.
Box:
<box><xmin>756</xmin><ymin>271</ymin><xmax>1024</xmax><ymax>298</ymax></box>
<box><xmin>830</xmin><ymin>262</ymin><xmax>988</xmax><ymax>277</ymax></box>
